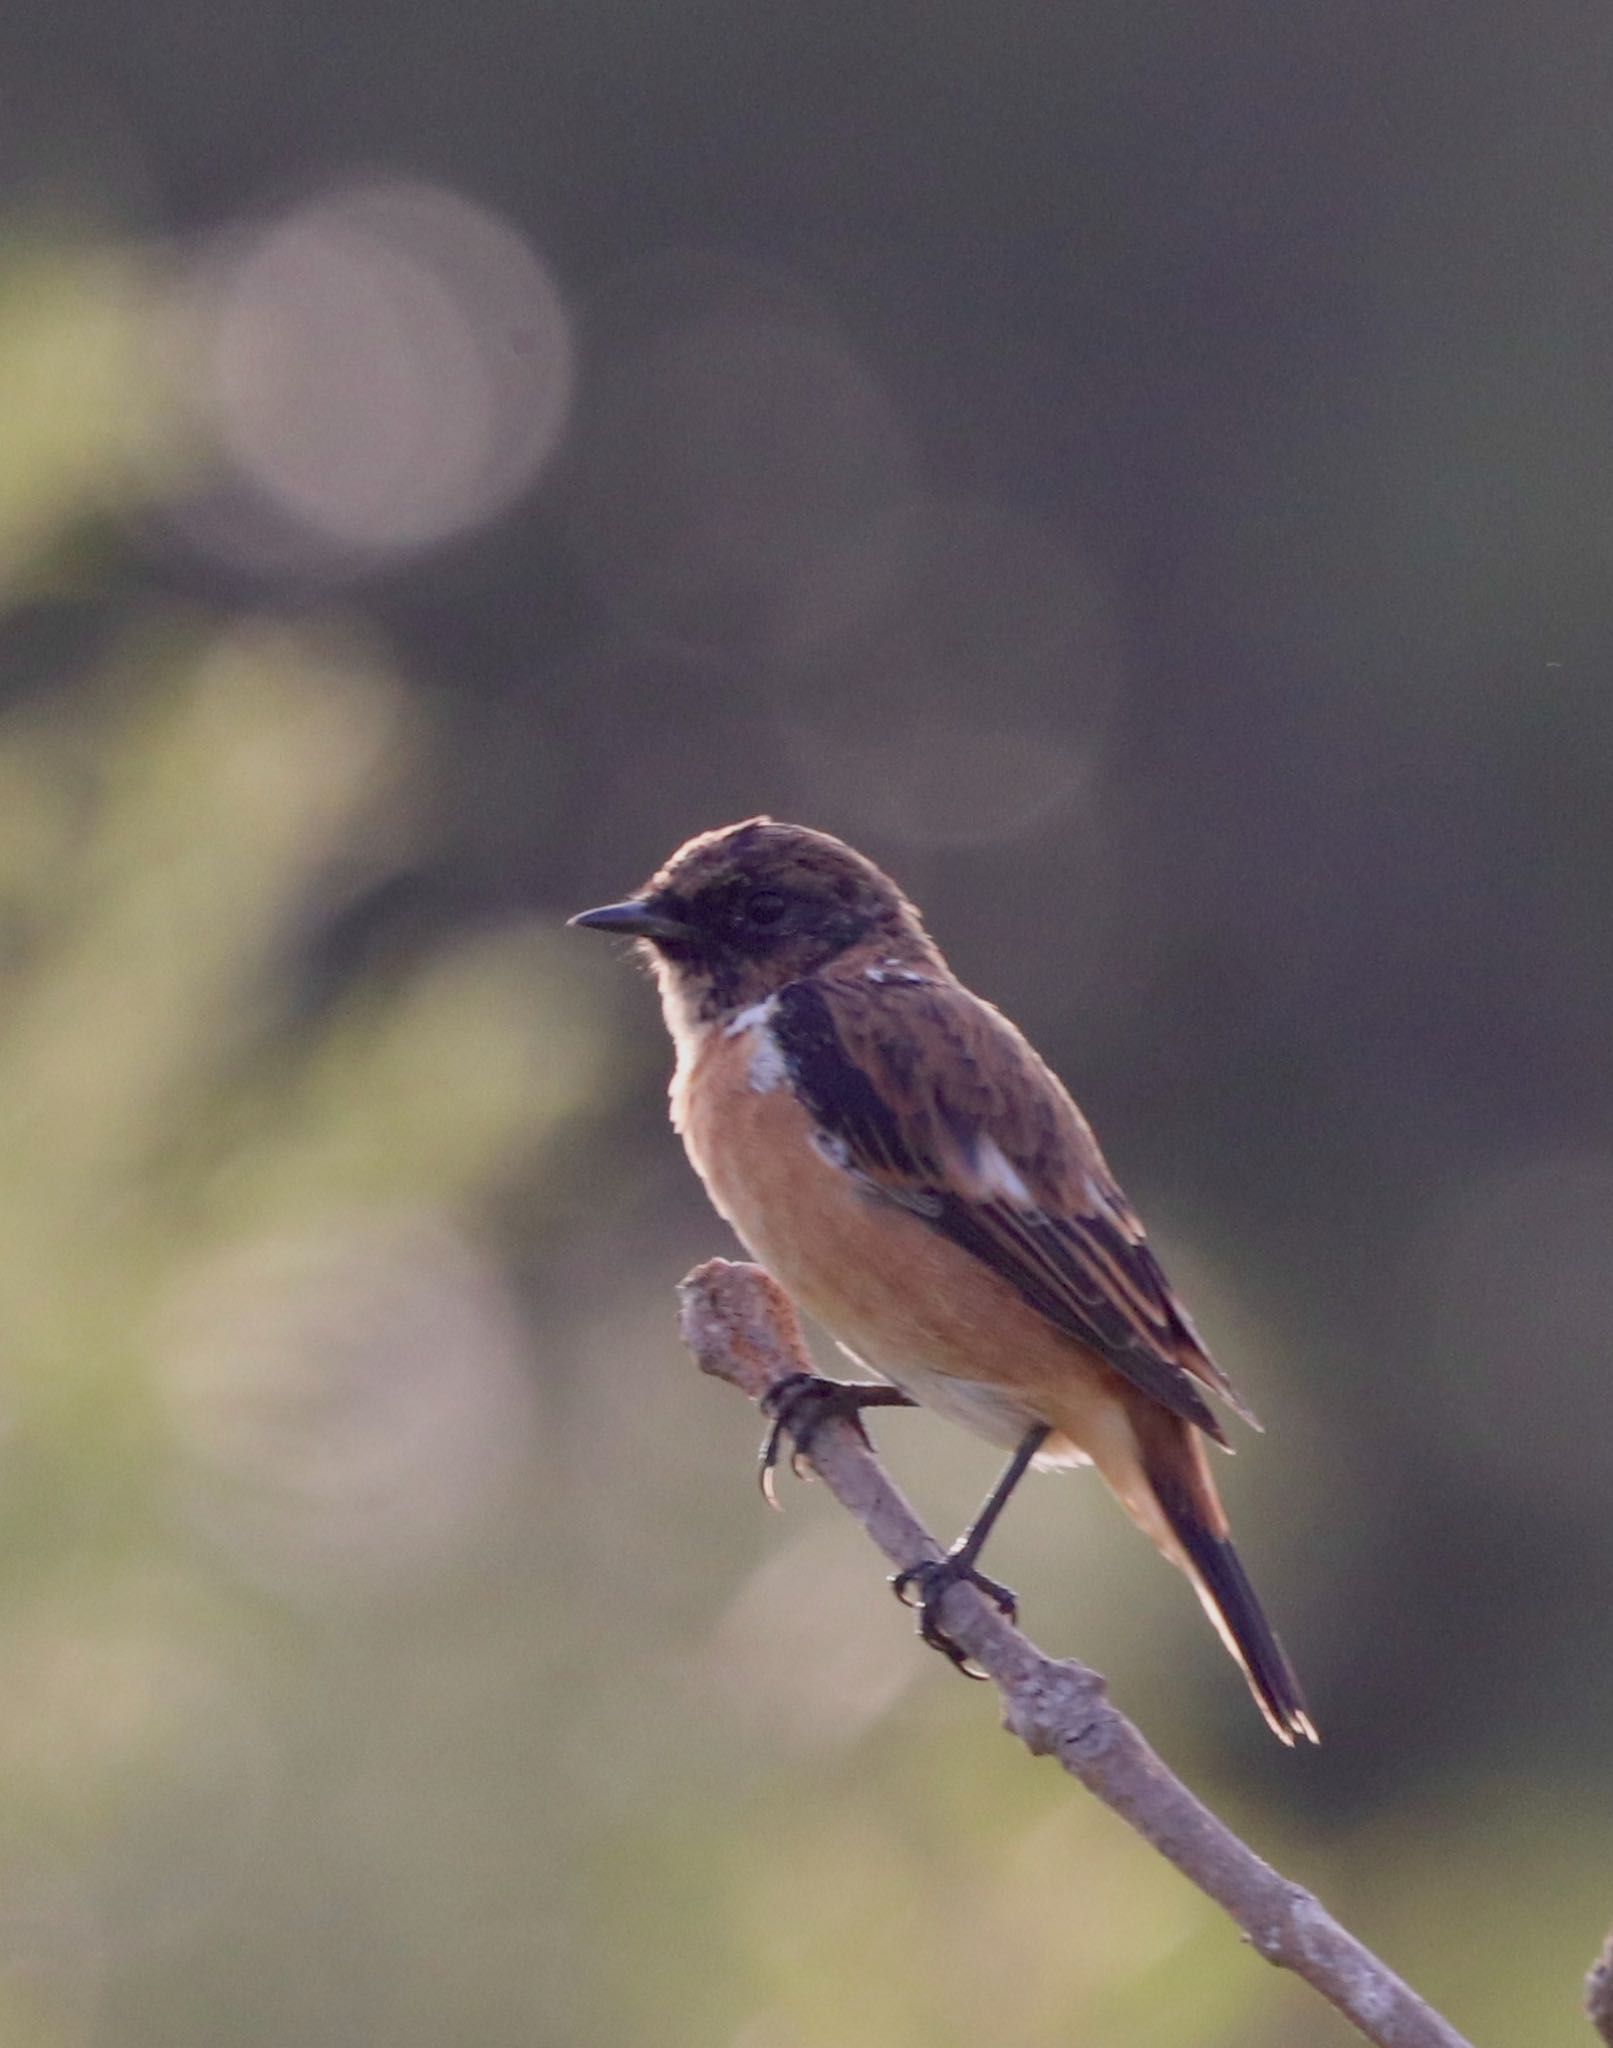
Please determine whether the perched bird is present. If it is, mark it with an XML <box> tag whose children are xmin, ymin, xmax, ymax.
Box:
<box><xmin>572</xmin><ymin>818</ymin><xmax>1316</xmax><ymax>1744</ymax></box>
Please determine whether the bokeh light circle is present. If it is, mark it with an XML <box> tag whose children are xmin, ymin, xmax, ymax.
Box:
<box><xmin>561</xmin><ymin>257</ymin><xmax>919</xmax><ymax>654</ymax></box>
<box><xmin>159</xmin><ymin>1213</ymin><xmax>540</xmax><ymax>1597</ymax></box>
<box><xmin>170</xmin><ymin>177</ymin><xmax>573</xmax><ymax>566</ymax></box>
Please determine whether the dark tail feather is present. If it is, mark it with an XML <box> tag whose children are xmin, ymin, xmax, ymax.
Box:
<box><xmin>1148</xmin><ymin>1449</ymin><xmax>1318</xmax><ymax>1746</ymax></box>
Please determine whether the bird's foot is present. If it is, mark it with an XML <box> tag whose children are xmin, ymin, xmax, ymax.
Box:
<box><xmin>757</xmin><ymin>1373</ymin><xmax>910</xmax><ymax>1506</ymax></box>
<box><xmin>891</xmin><ymin>1552</ymin><xmax>1018</xmax><ymax>1679</ymax></box>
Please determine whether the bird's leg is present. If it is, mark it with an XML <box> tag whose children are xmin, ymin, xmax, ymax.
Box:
<box><xmin>758</xmin><ymin>1374</ymin><xmax>916</xmax><ymax>1504</ymax></box>
<box><xmin>892</xmin><ymin>1423</ymin><xmax>1050</xmax><ymax>1677</ymax></box>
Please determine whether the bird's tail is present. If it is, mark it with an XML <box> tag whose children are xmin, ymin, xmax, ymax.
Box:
<box><xmin>1136</xmin><ymin>1414</ymin><xmax>1318</xmax><ymax>1746</ymax></box>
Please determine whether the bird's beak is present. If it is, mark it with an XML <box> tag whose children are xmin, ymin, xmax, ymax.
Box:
<box><xmin>568</xmin><ymin>898</ymin><xmax>694</xmax><ymax>943</ymax></box>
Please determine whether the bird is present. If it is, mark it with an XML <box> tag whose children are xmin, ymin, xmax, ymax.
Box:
<box><xmin>571</xmin><ymin>817</ymin><xmax>1317</xmax><ymax>1744</ymax></box>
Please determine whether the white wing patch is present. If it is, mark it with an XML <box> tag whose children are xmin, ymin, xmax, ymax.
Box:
<box><xmin>808</xmin><ymin>1126</ymin><xmax>853</xmax><ymax>1171</ymax></box>
<box><xmin>972</xmin><ymin>1134</ymin><xmax>1033</xmax><ymax>1205</ymax></box>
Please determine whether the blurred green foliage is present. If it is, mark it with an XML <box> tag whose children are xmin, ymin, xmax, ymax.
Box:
<box><xmin>0</xmin><ymin>230</ymin><xmax>610</xmax><ymax>2043</ymax></box>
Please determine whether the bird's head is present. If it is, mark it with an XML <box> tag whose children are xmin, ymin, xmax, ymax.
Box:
<box><xmin>570</xmin><ymin>817</ymin><xmax>937</xmax><ymax>1021</ymax></box>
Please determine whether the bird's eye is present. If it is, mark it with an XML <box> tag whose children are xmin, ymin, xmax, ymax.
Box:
<box><xmin>745</xmin><ymin>889</ymin><xmax>789</xmax><ymax>928</ymax></box>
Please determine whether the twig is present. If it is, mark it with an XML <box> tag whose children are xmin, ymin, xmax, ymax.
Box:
<box><xmin>1587</xmin><ymin>1931</ymin><xmax>1613</xmax><ymax>2045</ymax></box>
<box><xmin>677</xmin><ymin>1257</ymin><xmax>1476</xmax><ymax>2048</ymax></box>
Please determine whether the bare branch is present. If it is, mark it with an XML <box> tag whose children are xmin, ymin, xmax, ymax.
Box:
<box><xmin>678</xmin><ymin>1257</ymin><xmax>1476</xmax><ymax>2048</ymax></box>
<box><xmin>1587</xmin><ymin>1931</ymin><xmax>1613</xmax><ymax>2045</ymax></box>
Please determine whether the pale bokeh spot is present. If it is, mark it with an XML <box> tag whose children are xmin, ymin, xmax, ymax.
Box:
<box><xmin>159</xmin><ymin>1213</ymin><xmax>540</xmax><ymax>1595</ymax></box>
<box><xmin>0</xmin><ymin>1581</ymin><xmax>276</xmax><ymax>1959</ymax></box>
<box><xmin>693</xmin><ymin>1519</ymin><xmax>918</xmax><ymax>1752</ymax></box>
<box><xmin>168</xmin><ymin>177</ymin><xmax>573</xmax><ymax>566</ymax></box>
<box><xmin>563</xmin><ymin>251</ymin><xmax>920</xmax><ymax>654</ymax></box>
<box><xmin>775</xmin><ymin>501</ymin><xmax>1120</xmax><ymax>847</ymax></box>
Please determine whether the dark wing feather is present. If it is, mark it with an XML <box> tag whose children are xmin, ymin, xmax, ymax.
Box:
<box><xmin>770</xmin><ymin>974</ymin><xmax>1254</xmax><ymax>1444</ymax></box>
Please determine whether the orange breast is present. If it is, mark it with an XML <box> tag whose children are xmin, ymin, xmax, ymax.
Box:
<box><xmin>673</xmin><ymin>1016</ymin><xmax>1127</xmax><ymax>1465</ymax></box>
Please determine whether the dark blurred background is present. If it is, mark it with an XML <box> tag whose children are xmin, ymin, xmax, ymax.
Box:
<box><xmin>1</xmin><ymin>3</ymin><xmax>1610</xmax><ymax>2042</ymax></box>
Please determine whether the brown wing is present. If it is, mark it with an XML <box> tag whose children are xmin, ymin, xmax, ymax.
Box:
<box><xmin>769</xmin><ymin>971</ymin><xmax>1256</xmax><ymax>1445</ymax></box>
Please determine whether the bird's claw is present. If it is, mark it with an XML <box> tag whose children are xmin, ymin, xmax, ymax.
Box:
<box><xmin>890</xmin><ymin>1554</ymin><xmax>1018</xmax><ymax>1679</ymax></box>
<box><xmin>757</xmin><ymin>1373</ymin><xmax>875</xmax><ymax>1506</ymax></box>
